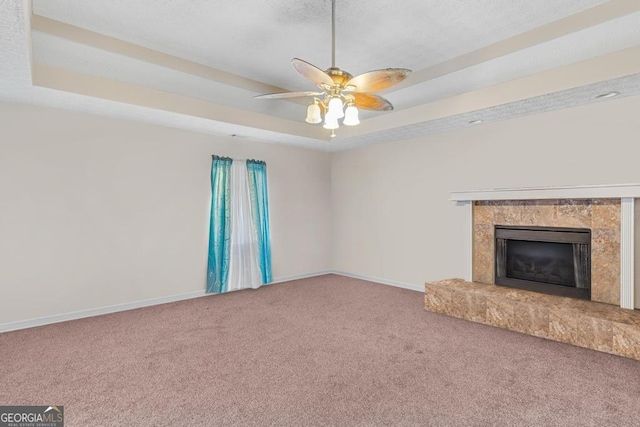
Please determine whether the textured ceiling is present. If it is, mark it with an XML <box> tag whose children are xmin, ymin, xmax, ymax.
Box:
<box><xmin>1</xmin><ymin>0</ymin><xmax>640</xmax><ymax>151</ymax></box>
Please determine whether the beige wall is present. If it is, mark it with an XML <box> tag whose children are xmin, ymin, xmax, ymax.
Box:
<box><xmin>332</xmin><ymin>94</ymin><xmax>640</xmax><ymax>306</ymax></box>
<box><xmin>3</xmin><ymin>93</ymin><xmax>640</xmax><ymax>325</ymax></box>
<box><xmin>0</xmin><ymin>102</ymin><xmax>332</xmax><ymax>324</ymax></box>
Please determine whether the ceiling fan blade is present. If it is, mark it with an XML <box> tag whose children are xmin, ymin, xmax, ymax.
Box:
<box><xmin>254</xmin><ymin>91</ymin><xmax>324</xmax><ymax>99</ymax></box>
<box><xmin>346</xmin><ymin>68</ymin><xmax>411</xmax><ymax>93</ymax></box>
<box><xmin>292</xmin><ymin>58</ymin><xmax>334</xmax><ymax>87</ymax></box>
<box><xmin>353</xmin><ymin>93</ymin><xmax>394</xmax><ymax>111</ymax></box>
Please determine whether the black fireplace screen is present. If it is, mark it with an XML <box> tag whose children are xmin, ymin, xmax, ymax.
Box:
<box><xmin>495</xmin><ymin>225</ymin><xmax>591</xmax><ymax>299</ymax></box>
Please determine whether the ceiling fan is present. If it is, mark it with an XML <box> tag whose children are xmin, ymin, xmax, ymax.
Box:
<box><xmin>254</xmin><ymin>0</ymin><xmax>411</xmax><ymax>137</ymax></box>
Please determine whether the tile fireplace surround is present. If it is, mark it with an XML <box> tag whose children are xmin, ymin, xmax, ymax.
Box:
<box><xmin>425</xmin><ymin>184</ymin><xmax>640</xmax><ymax>360</ymax></box>
<box><xmin>474</xmin><ymin>198</ymin><xmax>620</xmax><ymax>305</ymax></box>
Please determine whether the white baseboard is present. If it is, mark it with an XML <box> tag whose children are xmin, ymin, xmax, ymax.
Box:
<box><xmin>0</xmin><ymin>270</ymin><xmax>334</xmax><ymax>333</ymax></box>
<box><xmin>0</xmin><ymin>270</ymin><xmax>417</xmax><ymax>333</ymax></box>
<box><xmin>271</xmin><ymin>270</ymin><xmax>334</xmax><ymax>284</ymax></box>
<box><xmin>0</xmin><ymin>289</ymin><xmax>207</xmax><ymax>333</ymax></box>
<box><xmin>331</xmin><ymin>270</ymin><xmax>424</xmax><ymax>293</ymax></box>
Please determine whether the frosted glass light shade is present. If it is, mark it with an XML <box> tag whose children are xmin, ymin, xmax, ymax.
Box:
<box><xmin>327</xmin><ymin>97</ymin><xmax>344</xmax><ymax>119</ymax></box>
<box><xmin>323</xmin><ymin>115</ymin><xmax>339</xmax><ymax>130</ymax></box>
<box><xmin>343</xmin><ymin>105</ymin><xmax>360</xmax><ymax>126</ymax></box>
<box><xmin>305</xmin><ymin>102</ymin><xmax>322</xmax><ymax>124</ymax></box>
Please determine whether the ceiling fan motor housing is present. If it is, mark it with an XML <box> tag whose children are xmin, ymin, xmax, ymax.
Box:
<box><xmin>324</xmin><ymin>67</ymin><xmax>353</xmax><ymax>88</ymax></box>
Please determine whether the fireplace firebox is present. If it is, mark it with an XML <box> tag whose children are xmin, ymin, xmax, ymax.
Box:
<box><xmin>495</xmin><ymin>225</ymin><xmax>591</xmax><ymax>300</ymax></box>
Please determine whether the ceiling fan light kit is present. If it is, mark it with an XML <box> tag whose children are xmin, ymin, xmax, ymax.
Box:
<box><xmin>328</xmin><ymin>96</ymin><xmax>344</xmax><ymax>118</ymax></box>
<box><xmin>305</xmin><ymin>101</ymin><xmax>322</xmax><ymax>124</ymax></box>
<box><xmin>343</xmin><ymin>103</ymin><xmax>360</xmax><ymax>126</ymax></box>
<box><xmin>254</xmin><ymin>0</ymin><xmax>410</xmax><ymax>138</ymax></box>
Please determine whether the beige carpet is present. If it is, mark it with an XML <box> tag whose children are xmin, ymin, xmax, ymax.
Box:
<box><xmin>1</xmin><ymin>274</ymin><xmax>639</xmax><ymax>426</ymax></box>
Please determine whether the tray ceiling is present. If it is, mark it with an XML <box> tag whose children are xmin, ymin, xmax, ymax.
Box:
<box><xmin>1</xmin><ymin>0</ymin><xmax>640</xmax><ymax>151</ymax></box>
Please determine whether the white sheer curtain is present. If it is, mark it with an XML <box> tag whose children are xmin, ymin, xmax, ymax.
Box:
<box><xmin>226</xmin><ymin>160</ymin><xmax>263</xmax><ymax>291</ymax></box>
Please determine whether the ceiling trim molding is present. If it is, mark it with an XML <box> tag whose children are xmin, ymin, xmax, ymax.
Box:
<box><xmin>22</xmin><ymin>0</ymin><xmax>33</xmax><ymax>77</ymax></box>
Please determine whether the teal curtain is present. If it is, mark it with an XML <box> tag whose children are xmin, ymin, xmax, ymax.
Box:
<box><xmin>246</xmin><ymin>159</ymin><xmax>272</xmax><ymax>284</ymax></box>
<box><xmin>207</xmin><ymin>156</ymin><xmax>233</xmax><ymax>293</ymax></box>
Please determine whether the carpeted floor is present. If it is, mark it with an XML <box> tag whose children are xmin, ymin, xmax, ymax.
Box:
<box><xmin>1</xmin><ymin>274</ymin><xmax>640</xmax><ymax>426</ymax></box>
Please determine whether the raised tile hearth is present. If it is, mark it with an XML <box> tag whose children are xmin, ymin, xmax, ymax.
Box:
<box><xmin>425</xmin><ymin>278</ymin><xmax>640</xmax><ymax>360</ymax></box>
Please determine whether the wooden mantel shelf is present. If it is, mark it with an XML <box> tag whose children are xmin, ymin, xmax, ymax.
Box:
<box><xmin>450</xmin><ymin>183</ymin><xmax>640</xmax><ymax>202</ymax></box>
